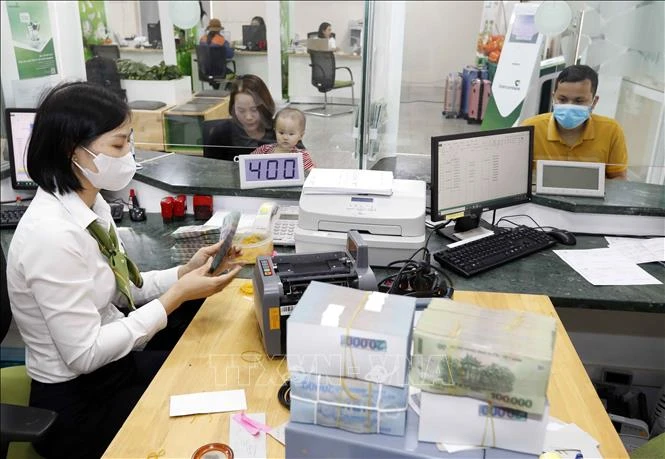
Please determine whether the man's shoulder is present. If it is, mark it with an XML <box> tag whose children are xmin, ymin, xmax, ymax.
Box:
<box><xmin>590</xmin><ymin>113</ymin><xmax>622</xmax><ymax>130</ymax></box>
<box><xmin>521</xmin><ymin>112</ymin><xmax>551</xmax><ymax>127</ymax></box>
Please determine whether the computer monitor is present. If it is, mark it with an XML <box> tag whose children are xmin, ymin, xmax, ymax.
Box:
<box><xmin>90</xmin><ymin>44</ymin><xmax>120</xmax><ymax>60</ymax></box>
<box><xmin>5</xmin><ymin>108</ymin><xmax>38</xmax><ymax>190</ymax></box>
<box><xmin>242</xmin><ymin>25</ymin><xmax>266</xmax><ymax>51</ymax></box>
<box><xmin>147</xmin><ymin>22</ymin><xmax>161</xmax><ymax>47</ymax></box>
<box><xmin>430</xmin><ymin>126</ymin><xmax>534</xmax><ymax>240</ymax></box>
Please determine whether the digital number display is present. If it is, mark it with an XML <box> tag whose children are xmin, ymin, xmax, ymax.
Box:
<box><xmin>244</xmin><ymin>158</ymin><xmax>301</xmax><ymax>182</ymax></box>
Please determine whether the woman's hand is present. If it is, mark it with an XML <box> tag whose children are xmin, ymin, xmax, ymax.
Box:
<box><xmin>160</xmin><ymin>257</ymin><xmax>244</xmax><ymax>315</ymax></box>
<box><xmin>177</xmin><ymin>242</ymin><xmax>242</xmax><ymax>278</ymax></box>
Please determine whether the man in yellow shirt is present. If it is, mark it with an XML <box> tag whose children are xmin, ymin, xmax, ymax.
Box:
<box><xmin>522</xmin><ymin>65</ymin><xmax>627</xmax><ymax>179</ymax></box>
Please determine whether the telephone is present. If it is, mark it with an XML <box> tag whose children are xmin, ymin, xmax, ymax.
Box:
<box><xmin>252</xmin><ymin>202</ymin><xmax>299</xmax><ymax>246</ymax></box>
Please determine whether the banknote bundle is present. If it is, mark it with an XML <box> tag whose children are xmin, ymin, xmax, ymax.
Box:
<box><xmin>170</xmin><ymin>225</ymin><xmax>220</xmax><ymax>263</ymax></box>
<box><xmin>289</xmin><ymin>371</ymin><xmax>408</xmax><ymax>436</ymax></box>
<box><xmin>409</xmin><ymin>298</ymin><xmax>556</xmax><ymax>415</ymax></box>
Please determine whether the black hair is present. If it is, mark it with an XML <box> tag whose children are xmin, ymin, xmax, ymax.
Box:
<box><xmin>555</xmin><ymin>64</ymin><xmax>599</xmax><ymax>95</ymax></box>
<box><xmin>251</xmin><ymin>16</ymin><xmax>266</xmax><ymax>28</ymax></box>
<box><xmin>318</xmin><ymin>22</ymin><xmax>331</xmax><ymax>38</ymax></box>
<box><xmin>27</xmin><ymin>81</ymin><xmax>130</xmax><ymax>194</ymax></box>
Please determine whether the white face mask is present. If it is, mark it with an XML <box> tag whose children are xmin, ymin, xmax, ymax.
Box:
<box><xmin>74</xmin><ymin>146</ymin><xmax>136</xmax><ymax>191</ymax></box>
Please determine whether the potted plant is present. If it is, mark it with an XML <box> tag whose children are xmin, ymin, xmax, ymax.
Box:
<box><xmin>116</xmin><ymin>59</ymin><xmax>192</xmax><ymax>105</ymax></box>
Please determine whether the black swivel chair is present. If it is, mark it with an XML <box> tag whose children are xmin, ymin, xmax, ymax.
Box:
<box><xmin>85</xmin><ymin>55</ymin><xmax>127</xmax><ymax>102</ymax></box>
<box><xmin>90</xmin><ymin>44</ymin><xmax>121</xmax><ymax>61</ymax></box>
<box><xmin>306</xmin><ymin>31</ymin><xmax>319</xmax><ymax>39</ymax></box>
<box><xmin>305</xmin><ymin>49</ymin><xmax>355</xmax><ymax>117</ymax></box>
<box><xmin>195</xmin><ymin>44</ymin><xmax>237</xmax><ymax>96</ymax></box>
<box><xmin>1</xmin><ymin>250</ymin><xmax>57</xmax><ymax>459</ymax></box>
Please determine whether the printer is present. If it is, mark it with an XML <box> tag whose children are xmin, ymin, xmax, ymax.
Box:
<box><xmin>295</xmin><ymin>179</ymin><xmax>427</xmax><ymax>266</ymax></box>
<box><xmin>253</xmin><ymin>231</ymin><xmax>376</xmax><ymax>357</ymax></box>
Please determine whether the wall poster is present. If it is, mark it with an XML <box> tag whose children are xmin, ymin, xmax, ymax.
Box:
<box><xmin>5</xmin><ymin>1</ymin><xmax>58</xmax><ymax>79</ymax></box>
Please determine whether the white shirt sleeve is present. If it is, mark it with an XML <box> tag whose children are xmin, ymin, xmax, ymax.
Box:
<box><xmin>131</xmin><ymin>266</ymin><xmax>179</xmax><ymax>305</ymax></box>
<box><xmin>22</xmin><ymin>225</ymin><xmax>168</xmax><ymax>375</ymax></box>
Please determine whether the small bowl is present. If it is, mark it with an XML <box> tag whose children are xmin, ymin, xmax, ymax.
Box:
<box><xmin>233</xmin><ymin>230</ymin><xmax>273</xmax><ymax>264</ymax></box>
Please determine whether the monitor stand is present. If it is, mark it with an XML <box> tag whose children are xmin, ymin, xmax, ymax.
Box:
<box><xmin>437</xmin><ymin>213</ymin><xmax>495</xmax><ymax>242</ymax></box>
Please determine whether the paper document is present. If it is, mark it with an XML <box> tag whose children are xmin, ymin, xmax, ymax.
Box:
<box><xmin>554</xmin><ymin>248</ymin><xmax>661</xmax><ymax>286</ymax></box>
<box><xmin>605</xmin><ymin>236</ymin><xmax>665</xmax><ymax>264</ymax></box>
<box><xmin>302</xmin><ymin>168</ymin><xmax>393</xmax><ymax>195</ymax></box>
<box><xmin>229</xmin><ymin>412</ymin><xmax>267</xmax><ymax>459</ymax></box>
<box><xmin>544</xmin><ymin>417</ymin><xmax>601</xmax><ymax>459</ymax></box>
<box><xmin>169</xmin><ymin>389</ymin><xmax>247</xmax><ymax>417</ymax></box>
<box><xmin>267</xmin><ymin>422</ymin><xmax>286</xmax><ymax>445</ymax></box>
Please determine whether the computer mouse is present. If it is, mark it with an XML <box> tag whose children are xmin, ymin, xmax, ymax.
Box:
<box><xmin>547</xmin><ymin>229</ymin><xmax>576</xmax><ymax>246</ymax></box>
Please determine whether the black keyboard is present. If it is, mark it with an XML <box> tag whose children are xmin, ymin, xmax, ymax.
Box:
<box><xmin>0</xmin><ymin>206</ymin><xmax>27</xmax><ymax>229</ymax></box>
<box><xmin>433</xmin><ymin>226</ymin><xmax>556</xmax><ymax>277</ymax></box>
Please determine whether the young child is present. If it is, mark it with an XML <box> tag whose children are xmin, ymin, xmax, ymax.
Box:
<box><xmin>251</xmin><ymin>108</ymin><xmax>315</xmax><ymax>171</ymax></box>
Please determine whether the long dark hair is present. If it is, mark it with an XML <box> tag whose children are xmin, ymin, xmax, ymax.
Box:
<box><xmin>317</xmin><ymin>22</ymin><xmax>331</xmax><ymax>38</ymax></box>
<box><xmin>229</xmin><ymin>75</ymin><xmax>275</xmax><ymax>128</ymax></box>
<box><xmin>27</xmin><ymin>82</ymin><xmax>129</xmax><ymax>194</ymax></box>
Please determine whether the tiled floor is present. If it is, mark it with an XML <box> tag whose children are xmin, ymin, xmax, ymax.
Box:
<box><xmin>294</xmin><ymin>84</ymin><xmax>482</xmax><ymax>169</ymax></box>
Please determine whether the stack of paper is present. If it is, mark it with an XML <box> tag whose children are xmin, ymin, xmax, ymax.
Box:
<box><xmin>554</xmin><ymin>236</ymin><xmax>664</xmax><ymax>286</ymax></box>
<box><xmin>169</xmin><ymin>225</ymin><xmax>220</xmax><ymax>263</ymax></box>
<box><xmin>301</xmin><ymin>168</ymin><xmax>394</xmax><ymax>195</ymax></box>
<box><xmin>410</xmin><ymin>298</ymin><xmax>557</xmax><ymax>415</ymax></box>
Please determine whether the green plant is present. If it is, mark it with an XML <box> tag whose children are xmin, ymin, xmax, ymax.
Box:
<box><xmin>116</xmin><ymin>59</ymin><xmax>183</xmax><ymax>80</ymax></box>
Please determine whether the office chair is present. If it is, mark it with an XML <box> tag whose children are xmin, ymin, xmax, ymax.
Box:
<box><xmin>1</xmin><ymin>250</ymin><xmax>57</xmax><ymax>459</ymax></box>
<box><xmin>305</xmin><ymin>49</ymin><xmax>355</xmax><ymax>117</ymax></box>
<box><xmin>306</xmin><ymin>31</ymin><xmax>319</xmax><ymax>39</ymax></box>
<box><xmin>195</xmin><ymin>44</ymin><xmax>237</xmax><ymax>96</ymax></box>
<box><xmin>90</xmin><ymin>44</ymin><xmax>121</xmax><ymax>61</ymax></box>
<box><xmin>85</xmin><ymin>55</ymin><xmax>127</xmax><ymax>102</ymax></box>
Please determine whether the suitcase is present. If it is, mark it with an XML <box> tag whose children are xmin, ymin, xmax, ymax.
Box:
<box><xmin>461</xmin><ymin>65</ymin><xmax>484</xmax><ymax>117</ymax></box>
<box><xmin>467</xmin><ymin>78</ymin><xmax>491</xmax><ymax>124</ymax></box>
<box><xmin>442</xmin><ymin>72</ymin><xmax>463</xmax><ymax>118</ymax></box>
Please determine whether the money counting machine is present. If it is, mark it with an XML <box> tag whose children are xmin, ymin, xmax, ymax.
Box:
<box><xmin>253</xmin><ymin>231</ymin><xmax>376</xmax><ymax>357</ymax></box>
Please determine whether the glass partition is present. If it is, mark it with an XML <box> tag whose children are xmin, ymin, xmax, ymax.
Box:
<box><xmin>118</xmin><ymin>0</ymin><xmax>663</xmax><ymax>187</ymax></box>
<box><xmin>574</xmin><ymin>0</ymin><xmax>664</xmax><ymax>184</ymax></box>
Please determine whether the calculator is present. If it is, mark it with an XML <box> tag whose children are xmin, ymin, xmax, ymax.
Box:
<box><xmin>271</xmin><ymin>206</ymin><xmax>299</xmax><ymax>246</ymax></box>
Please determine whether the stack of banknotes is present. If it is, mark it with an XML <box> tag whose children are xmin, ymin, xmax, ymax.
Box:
<box><xmin>170</xmin><ymin>225</ymin><xmax>220</xmax><ymax>263</ymax></box>
<box><xmin>289</xmin><ymin>371</ymin><xmax>409</xmax><ymax>435</ymax></box>
<box><xmin>409</xmin><ymin>298</ymin><xmax>556</xmax><ymax>416</ymax></box>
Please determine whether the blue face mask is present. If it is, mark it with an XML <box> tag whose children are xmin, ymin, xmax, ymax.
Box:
<box><xmin>553</xmin><ymin>104</ymin><xmax>592</xmax><ymax>130</ymax></box>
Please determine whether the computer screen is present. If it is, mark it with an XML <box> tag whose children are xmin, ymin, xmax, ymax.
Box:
<box><xmin>242</xmin><ymin>25</ymin><xmax>266</xmax><ymax>51</ymax></box>
<box><xmin>147</xmin><ymin>22</ymin><xmax>161</xmax><ymax>46</ymax></box>
<box><xmin>5</xmin><ymin>108</ymin><xmax>38</xmax><ymax>190</ymax></box>
<box><xmin>430</xmin><ymin>126</ymin><xmax>534</xmax><ymax>236</ymax></box>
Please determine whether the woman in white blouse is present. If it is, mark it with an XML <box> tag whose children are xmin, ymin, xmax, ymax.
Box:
<box><xmin>6</xmin><ymin>82</ymin><xmax>243</xmax><ymax>458</ymax></box>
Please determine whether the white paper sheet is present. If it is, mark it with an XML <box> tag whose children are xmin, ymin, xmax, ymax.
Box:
<box><xmin>229</xmin><ymin>412</ymin><xmax>267</xmax><ymax>459</ymax></box>
<box><xmin>554</xmin><ymin>248</ymin><xmax>662</xmax><ymax>285</ymax></box>
<box><xmin>605</xmin><ymin>236</ymin><xmax>665</xmax><ymax>264</ymax></box>
<box><xmin>169</xmin><ymin>389</ymin><xmax>247</xmax><ymax>417</ymax></box>
<box><xmin>544</xmin><ymin>420</ymin><xmax>601</xmax><ymax>459</ymax></box>
<box><xmin>267</xmin><ymin>422</ymin><xmax>286</xmax><ymax>445</ymax></box>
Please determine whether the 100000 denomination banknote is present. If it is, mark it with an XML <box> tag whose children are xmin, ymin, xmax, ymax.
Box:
<box><xmin>410</xmin><ymin>330</ymin><xmax>551</xmax><ymax>415</ymax></box>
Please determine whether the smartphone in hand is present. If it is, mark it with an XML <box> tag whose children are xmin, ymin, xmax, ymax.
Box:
<box><xmin>209</xmin><ymin>211</ymin><xmax>241</xmax><ymax>274</ymax></box>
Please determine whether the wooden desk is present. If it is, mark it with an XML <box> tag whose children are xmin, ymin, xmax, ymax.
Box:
<box><xmin>103</xmin><ymin>280</ymin><xmax>626</xmax><ymax>458</ymax></box>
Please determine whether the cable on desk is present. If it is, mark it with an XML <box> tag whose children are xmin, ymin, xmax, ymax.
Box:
<box><xmin>278</xmin><ymin>379</ymin><xmax>291</xmax><ymax>410</ymax></box>
<box><xmin>494</xmin><ymin>214</ymin><xmax>557</xmax><ymax>232</ymax></box>
<box><xmin>377</xmin><ymin>221</ymin><xmax>454</xmax><ymax>298</ymax></box>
